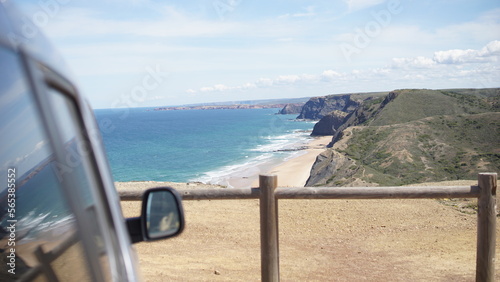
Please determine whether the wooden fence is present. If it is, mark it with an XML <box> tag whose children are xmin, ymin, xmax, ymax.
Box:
<box><xmin>119</xmin><ymin>172</ymin><xmax>497</xmax><ymax>282</ymax></box>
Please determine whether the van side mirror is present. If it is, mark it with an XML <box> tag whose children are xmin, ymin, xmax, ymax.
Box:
<box><xmin>126</xmin><ymin>187</ymin><xmax>184</xmax><ymax>244</ymax></box>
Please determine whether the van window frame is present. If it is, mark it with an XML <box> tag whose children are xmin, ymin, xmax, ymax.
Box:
<box><xmin>17</xmin><ymin>47</ymin><xmax>134</xmax><ymax>281</ymax></box>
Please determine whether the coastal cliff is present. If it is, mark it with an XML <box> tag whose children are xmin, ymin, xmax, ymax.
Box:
<box><xmin>277</xmin><ymin>103</ymin><xmax>305</xmax><ymax>115</ymax></box>
<box><xmin>296</xmin><ymin>94</ymin><xmax>361</xmax><ymax>120</ymax></box>
<box><xmin>301</xmin><ymin>92</ymin><xmax>388</xmax><ymax>136</ymax></box>
<box><xmin>311</xmin><ymin>110</ymin><xmax>348</xmax><ymax>136</ymax></box>
<box><xmin>305</xmin><ymin>88</ymin><xmax>500</xmax><ymax>187</ymax></box>
<box><xmin>326</xmin><ymin>91</ymin><xmax>399</xmax><ymax>146</ymax></box>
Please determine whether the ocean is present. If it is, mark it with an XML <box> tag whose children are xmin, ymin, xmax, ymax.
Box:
<box><xmin>94</xmin><ymin>108</ymin><xmax>315</xmax><ymax>187</ymax></box>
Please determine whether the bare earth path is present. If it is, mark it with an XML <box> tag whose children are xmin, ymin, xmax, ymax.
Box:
<box><xmin>118</xmin><ymin>180</ymin><xmax>499</xmax><ymax>281</ymax></box>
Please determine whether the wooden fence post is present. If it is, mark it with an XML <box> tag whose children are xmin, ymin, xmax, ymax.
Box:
<box><xmin>476</xmin><ymin>173</ymin><xmax>497</xmax><ymax>282</ymax></box>
<box><xmin>260</xmin><ymin>174</ymin><xmax>279</xmax><ymax>282</ymax></box>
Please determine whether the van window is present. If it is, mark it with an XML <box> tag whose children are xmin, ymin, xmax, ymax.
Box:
<box><xmin>0</xmin><ymin>47</ymin><xmax>108</xmax><ymax>281</ymax></box>
<box><xmin>45</xmin><ymin>87</ymin><xmax>118</xmax><ymax>281</ymax></box>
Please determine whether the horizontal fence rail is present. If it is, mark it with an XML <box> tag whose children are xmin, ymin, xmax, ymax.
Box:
<box><xmin>119</xmin><ymin>185</ymin><xmax>480</xmax><ymax>201</ymax></box>
<box><xmin>118</xmin><ymin>173</ymin><xmax>497</xmax><ymax>282</ymax></box>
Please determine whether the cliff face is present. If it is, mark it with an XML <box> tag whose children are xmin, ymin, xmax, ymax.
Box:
<box><xmin>311</xmin><ymin>110</ymin><xmax>348</xmax><ymax>136</ymax></box>
<box><xmin>306</xmin><ymin>92</ymin><xmax>399</xmax><ymax>186</ymax></box>
<box><xmin>305</xmin><ymin>149</ymin><xmax>357</xmax><ymax>186</ymax></box>
<box><xmin>328</xmin><ymin>92</ymin><xmax>399</xmax><ymax>146</ymax></box>
<box><xmin>304</xmin><ymin>92</ymin><xmax>394</xmax><ymax>137</ymax></box>
<box><xmin>297</xmin><ymin>95</ymin><xmax>360</xmax><ymax>120</ymax></box>
<box><xmin>277</xmin><ymin>103</ymin><xmax>305</xmax><ymax>115</ymax></box>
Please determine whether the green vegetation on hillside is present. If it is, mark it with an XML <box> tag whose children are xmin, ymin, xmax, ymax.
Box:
<box><xmin>341</xmin><ymin>113</ymin><xmax>499</xmax><ymax>185</ymax></box>
<box><xmin>309</xmin><ymin>88</ymin><xmax>500</xmax><ymax>187</ymax></box>
<box><xmin>366</xmin><ymin>89</ymin><xmax>499</xmax><ymax>126</ymax></box>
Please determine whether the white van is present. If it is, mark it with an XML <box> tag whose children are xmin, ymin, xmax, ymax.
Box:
<box><xmin>0</xmin><ymin>2</ymin><xmax>184</xmax><ymax>281</ymax></box>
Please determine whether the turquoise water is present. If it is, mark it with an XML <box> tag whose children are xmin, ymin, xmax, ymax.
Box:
<box><xmin>95</xmin><ymin>108</ymin><xmax>314</xmax><ymax>186</ymax></box>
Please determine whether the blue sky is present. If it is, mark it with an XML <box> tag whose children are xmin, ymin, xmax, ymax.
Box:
<box><xmin>14</xmin><ymin>0</ymin><xmax>500</xmax><ymax>109</ymax></box>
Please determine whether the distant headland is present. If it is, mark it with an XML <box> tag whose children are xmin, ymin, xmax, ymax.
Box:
<box><xmin>154</xmin><ymin>103</ymin><xmax>291</xmax><ymax>111</ymax></box>
<box><xmin>153</xmin><ymin>97</ymin><xmax>310</xmax><ymax>111</ymax></box>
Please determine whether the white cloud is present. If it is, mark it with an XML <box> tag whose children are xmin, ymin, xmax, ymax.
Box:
<box><xmin>371</xmin><ymin>68</ymin><xmax>390</xmax><ymax>75</ymax></box>
<box><xmin>344</xmin><ymin>0</ymin><xmax>385</xmax><ymax>12</ymax></box>
<box><xmin>480</xmin><ymin>40</ymin><xmax>500</xmax><ymax>55</ymax></box>
<box><xmin>274</xmin><ymin>75</ymin><xmax>302</xmax><ymax>84</ymax></box>
<box><xmin>279</xmin><ymin>5</ymin><xmax>317</xmax><ymax>19</ymax></box>
<box><xmin>193</xmin><ymin>82</ymin><xmax>257</xmax><ymax>94</ymax></box>
<box><xmin>390</xmin><ymin>41</ymin><xmax>500</xmax><ymax>68</ymax></box>
<box><xmin>146</xmin><ymin>96</ymin><xmax>165</xmax><ymax>101</ymax></box>
<box><xmin>14</xmin><ymin>140</ymin><xmax>47</xmax><ymax>165</ymax></box>
<box><xmin>433</xmin><ymin>49</ymin><xmax>478</xmax><ymax>64</ymax></box>
<box><xmin>293</xmin><ymin>6</ymin><xmax>317</xmax><ymax>17</ymax></box>
<box><xmin>255</xmin><ymin>78</ymin><xmax>274</xmax><ymax>87</ymax></box>
<box><xmin>200</xmin><ymin>84</ymin><xmax>233</xmax><ymax>92</ymax></box>
<box><xmin>241</xmin><ymin>83</ymin><xmax>257</xmax><ymax>90</ymax></box>
<box><xmin>192</xmin><ymin>40</ymin><xmax>500</xmax><ymax>95</ymax></box>
<box><xmin>392</xmin><ymin>56</ymin><xmax>436</xmax><ymax>69</ymax></box>
<box><xmin>433</xmin><ymin>40</ymin><xmax>500</xmax><ymax>64</ymax></box>
<box><xmin>195</xmin><ymin>73</ymin><xmax>324</xmax><ymax>93</ymax></box>
<box><xmin>321</xmin><ymin>70</ymin><xmax>343</xmax><ymax>81</ymax></box>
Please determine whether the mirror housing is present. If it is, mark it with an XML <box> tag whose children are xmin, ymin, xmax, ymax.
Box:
<box><xmin>126</xmin><ymin>187</ymin><xmax>184</xmax><ymax>244</ymax></box>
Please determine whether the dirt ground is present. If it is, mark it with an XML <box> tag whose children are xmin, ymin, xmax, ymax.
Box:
<box><xmin>118</xmin><ymin>180</ymin><xmax>499</xmax><ymax>281</ymax></box>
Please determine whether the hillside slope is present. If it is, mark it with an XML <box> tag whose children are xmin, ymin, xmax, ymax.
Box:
<box><xmin>306</xmin><ymin>88</ymin><xmax>500</xmax><ymax>187</ymax></box>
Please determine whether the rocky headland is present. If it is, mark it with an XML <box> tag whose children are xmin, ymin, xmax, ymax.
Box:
<box><xmin>310</xmin><ymin>110</ymin><xmax>348</xmax><ymax>136</ymax></box>
<box><xmin>296</xmin><ymin>94</ymin><xmax>361</xmax><ymax>120</ymax></box>
<box><xmin>276</xmin><ymin>103</ymin><xmax>305</xmax><ymax>114</ymax></box>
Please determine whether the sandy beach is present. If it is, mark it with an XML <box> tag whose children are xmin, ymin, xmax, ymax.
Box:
<box><xmin>115</xmin><ymin>136</ymin><xmax>499</xmax><ymax>281</ymax></box>
<box><xmin>222</xmin><ymin>135</ymin><xmax>332</xmax><ymax>188</ymax></box>
<box><xmin>255</xmin><ymin>136</ymin><xmax>332</xmax><ymax>187</ymax></box>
